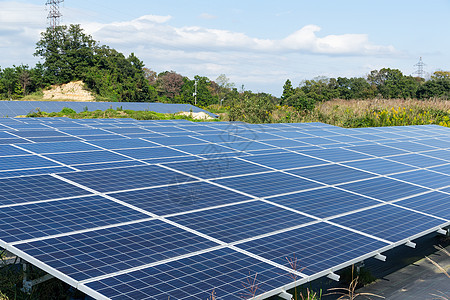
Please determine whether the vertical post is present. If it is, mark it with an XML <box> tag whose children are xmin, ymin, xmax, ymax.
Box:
<box><xmin>194</xmin><ymin>79</ymin><xmax>198</xmax><ymax>106</ymax></box>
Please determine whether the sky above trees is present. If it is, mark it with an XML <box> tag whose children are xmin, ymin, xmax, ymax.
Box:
<box><xmin>1</xmin><ymin>0</ymin><xmax>449</xmax><ymax>96</ymax></box>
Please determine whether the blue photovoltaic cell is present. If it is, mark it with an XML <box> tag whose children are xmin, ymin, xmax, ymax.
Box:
<box><xmin>169</xmin><ymin>201</ymin><xmax>315</xmax><ymax>243</ymax></box>
<box><xmin>15</xmin><ymin>220</ymin><xmax>218</xmax><ymax>281</ymax></box>
<box><xmin>0</xmin><ymin>175</ymin><xmax>91</xmax><ymax>205</ymax></box>
<box><xmin>86</xmin><ymin>138</ymin><xmax>156</xmax><ymax>149</ymax></box>
<box><xmin>0</xmin><ymin>195</ymin><xmax>149</xmax><ymax>243</ymax></box>
<box><xmin>193</xmin><ymin>134</ymin><xmax>250</xmax><ymax>143</ymax></box>
<box><xmin>339</xmin><ymin>177</ymin><xmax>428</xmax><ymax>202</ymax></box>
<box><xmin>297</xmin><ymin>148</ymin><xmax>372</xmax><ymax>163</ymax></box>
<box><xmin>379</xmin><ymin>141</ymin><xmax>437</xmax><ymax>152</ymax></box>
<box><xmin>261</xmin><ymin>139</ymin><xmax>311</xmax><ymax>148</ymax></box>
<box><xmin>268</xmin><ymin>187</ymin><xmax>381</xmax><ymax>218</ymax></box>
<box><xmin>0</xmin><ymin>155</ymin><xmax>61</xmax><ymax>171</ymax></box>
<box><xmin>144</xmin><ymin>126</ymin><xmax>187</xmax><ymax>133</ymax></box>
<box><xmin>59</xmin><ymin>129</ymin><xmax>110</xmax><ymax>136</ymax></box>
<box><xmin>84</xmin><ymin>248</ymin><xmax>293</xmax><ymax>300</ymax></box>
<box><xmin>143</xmin><ymin>136</ymin><xmax>206</xmax><ymax>146</ymax></box>
<box><xmin>74</xmin><ymin>160</ymin><xmax>146</xmax><ymax>171</ymax></box>
<box><xmin>11</xmin><ymin>130</ymin><xmax>69</xmax><ymax>138</ymax></box>
<box><xmin>234</xmin><ymin>131</ymin><xmax>281</xmax><ymax>140</ymax></box>
<box><xmin>17</xmin><ymin>141</ymin><xmax>100</xmax><ymax>154</ymax></box>
<box><xmin>172</xmin><ymin>144</ymin><xmax>237</xmax><ymax>155</ymax></box>
<box><xmin>387</xmin><ymin>153</ymin><xmax>448</xmax><ymax>168</ymax></box>
<box><xmin>293</xmin><ymin>137</ymin><xmax>339</xmax><ymax>145</ymax></box>
<box><xmin>237</xmin><ymin>222</ymin><xmax>388</xmax><ymax>276</ymax></box>
<box><xmin>287</xmin><ymin>164</ymin><xmax>375</xmax><ymax>185</ymax></box>
<box><xmin>0</xmin><ymin>132</ymin><xmax>16</xmax><ymax>138</ymax></box>
<box><xmin>216</xmin><ymin>141</ymin><xmax>277</xmax><ymax>152</ymax></box>
<box><xmin>350</xmin><ymin>134</ymin><xmax>387</xmax><ymax>141</ymax></box>
<box><xmin>343</xmin><ymin>158</ymin><xmax>417</xmax><ymax>175</ymax></box>
<box><xmin>324</xmin><ymin>135</ymin><xmax>365</xmax><ymax>143</ymax></box>
<box><xmin>122</xmin><ymin>133</ymin><xmax>167</xmax><ymax>139</ymax></box>
<box><xmin>212</xmin><ymin>171</ymin><xmax>324</xmax><ymax>198</ymax></box>
<box><xmin>28</xmin><ymin>136</ymin><xmax>82</xmax><ymax>143</ymax></box>
<box><xmin>345</xmin><ymin>144</ymin><xmax>409</xmax><ymax>157</ymax></box>
<box><xmin>330</xmin><ymin>204</ymin><xmax>445</xmax><ymax>242</ymax></box>
<box><xmin>415</xmin><ymin>138</ymin><xmax>450</xmax><ymax>149</ymax></box>
<box><xmin>0</xmin><ymin>145</ymin><xmax>30</xmax><ymax>156</ymax></box>
<box><xmin>395</xmin><ymin>191</ymin><xmax>450</xmax><ymax>220</ymax></box>
<box><xmin>389</xmin><ymin>169</ymin><xmax>450</xmax><ymax>189</ymax></box>
<box><xmin>420</xmin><ymin>149</ymin><xmax>450</xmax><ymax>161</ymax></box>
<box><xmin>0</xmin><ymin>166</ymin><xmax>74</xmax><ymax>179</ymax></box>
<box><xmin>111</xmin><ymin>181</ymin><xmax>253</xmax><ymax>216</ymax></box>
<box><xmin>44</xmin><ymin>150</ymin><xmax>129</xmax><ymax>165</ymax></box>
<box><xmin>79</xmin><ymin>134</ymin><xmax>129</xmax><ymax>141</ymax></box>
<box><xmin>270</xmin><ymin>131</ymin><xmax>313</xmax><ymax>139</ymax></box>
<box><xmin>240</xmin><ymin>152</ymin><xmax>326</xmax><ymax>170</ymax></box>
<box><xmin>142</xmin><ymin>155</ymin><xmax>199</xmax><ymax>165</ymax></box>
<box><xmin>164</xmin><ymin>157</ymin><xmax>271</xmax><ymax>179</ymax></box>
<box><xmin>115</xmin><ymin>147</ymin><xmax>188</xmax><ymax>160</ymax></box>
<box><xmin>428</xmin><ymin>164</ymin><xmax>450</xmax><ymax>176</ymax></box>
<box><xmin>59</xmin><ymin>165</ymin><xmax>197</xmax><ymax>193</ymax></box>
<box><xmin>101</xmin><ymin>127</ymin><xmax>153</xmax><ymax>135</ymax></box>
<box><xmin>0</xmin><ymin>138</ymin><xmax>29</xmax><ymax>144</ymax></box>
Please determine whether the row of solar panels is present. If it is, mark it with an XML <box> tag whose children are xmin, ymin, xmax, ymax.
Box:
<box><xmin>0</xmin><ymin>101</ymin><xmax>215</xmax><ymax>117</ymax></box>
<box><xmin>0</xmin><ymin>117</ymin><xmax>449</xmax><ymax>299</ymax></box>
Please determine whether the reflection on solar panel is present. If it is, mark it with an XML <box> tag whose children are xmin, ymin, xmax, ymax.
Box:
<box><xmin>0</xmin><ymin>117</ymin><xmax>449</xmax><ymax>300</ymax></box>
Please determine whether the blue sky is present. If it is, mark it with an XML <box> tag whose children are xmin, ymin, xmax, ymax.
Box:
<box><xmin>1</xmin><ymin>0</ymin><xmax>449</xmax><ymax>96</ymax></box>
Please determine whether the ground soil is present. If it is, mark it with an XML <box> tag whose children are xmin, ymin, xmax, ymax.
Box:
<box><xmin>43</xmin><ymin>81</ymin><xmax>95</xmax><ymax>101</ymax></box>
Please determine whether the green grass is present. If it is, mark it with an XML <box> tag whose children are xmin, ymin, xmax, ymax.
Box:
<box><xmin>24</xmin><ymin>107</ymin><xmax>217</xmax><ymax>122</ymax></box>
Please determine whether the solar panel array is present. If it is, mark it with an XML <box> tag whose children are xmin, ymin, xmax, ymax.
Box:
<box><xmin>0</xmin><ymin>101</ymin><xmax>215</xmax><ymax>118</ymax></box>
<box><xmin>0</xmin><ymin>117</ymin><xmax>449</xmax><ymax>300</ymax></box>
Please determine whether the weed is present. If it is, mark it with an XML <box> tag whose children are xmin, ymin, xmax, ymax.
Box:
<box><xmin>239</xmin><ymin>272</ymin><xmax>261</xmax><ymax>299</ymax></box>
<box><xmin>426</xmin><ymin>245</ymin><xmax>450</xmax><ymax>300</ymax></box>
<box><xmin>326</xmin><ymin>265</ymin><xmax>383</xmax><ymax>300</ymax></box>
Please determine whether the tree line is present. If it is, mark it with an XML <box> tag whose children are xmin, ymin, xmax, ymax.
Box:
<box><xmin>0</xmin><ymin>24</ymin><xmax>449</xmax><ymax>109</ymax></box>
<box><xmin>281</xmin><ymin>69</ymin><xmax>450</xmax><ymax>111</ymax></box>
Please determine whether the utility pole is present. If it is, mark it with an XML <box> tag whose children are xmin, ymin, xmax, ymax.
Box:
<box><xmin>413</xmin><ymin>57</ymin><xmax>426</xmax><ymax>79</ymax></box>
<box><xmin>45</xmin><ymin>0</ymin><xmax>64</xmax><ymax>29</ymax></box>
<box><xmin>193</xmin><ymin>79</ymin><xmax>198</xmax><ymax>105</ymax></box>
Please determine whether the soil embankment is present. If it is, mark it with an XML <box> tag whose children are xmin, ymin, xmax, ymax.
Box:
<box><xmin>43</xmin><ymin>81</ymin><xmax>95</xmax><ymax>101</ymax></box>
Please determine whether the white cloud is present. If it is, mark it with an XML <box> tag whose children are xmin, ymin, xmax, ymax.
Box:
<box><xmin>0</xmin><ymin>2</ymin><xmax>46</xmax><ymax>67</ymax></box>
<box><xmin>84</xmin><ymin>15</ymin><xmax>396</xmax><ymax>57</ymax></box>
<box><xmin>0</xmin><ymin>3</ymin><xmax>400</xmax><ymax>95</ymax></box>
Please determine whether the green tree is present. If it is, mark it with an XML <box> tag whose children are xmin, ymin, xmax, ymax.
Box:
<box><xmin>0</xmin><ymin>67</ymin><xmax>18</xmax><ymax>98</ymax></box>
<box><xmin>281</xmin><ymin>79</ymin><xmax>294</xmax><ymax>100</ymax></box>
<box><xmin>34</xmin><ymin>24</ymin><xmax>97</xmax><ymax>84</ymax></box>
<box><xmin>180</xmin><ymin>76</ymin><xmax>217</xmax><ymax>106</ymax></box>
<box><xmin>367</xmin><ymin>68</ymin><xmax>419</xmax><ymax>99</ymax></box>
<box><xmin>229</xmin><ymin>91</ymin><xmax>276</xmax><ymax>123</ymax></box>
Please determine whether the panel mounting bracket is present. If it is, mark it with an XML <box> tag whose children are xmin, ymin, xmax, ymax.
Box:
<box><xmin>405</xmin><ymin>240</ymin><xmax>416</xmax><ymax>248</ymax></box>
<box><xmin>327</xmin><ymin>272</ymin><xmax>340</xmax><ymax>281</ymax></box>
<box><xmin>278</xmin><ymin>289</ymin><xmax>293</xmax><ymax>300</ymax></box>
<box><xmin>437</xmin><ymin>228</ymin><xmax>448</xmax><ymax>236</ymax></box>
<box><xmin>374</xmin><ymin>253</ymin><xmax>387</xmax><ymax>261</ymax></box>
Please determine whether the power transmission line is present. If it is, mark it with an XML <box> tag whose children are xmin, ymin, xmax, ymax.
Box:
<box><xmin>413</xmin><ymin>57</ymin><xmax>426</xmax><ymax>78</ymax></box>
<box><xmin>45</xmin><ymin>0</ymin><xmax>64</xmax><ymax>29</ymax></box>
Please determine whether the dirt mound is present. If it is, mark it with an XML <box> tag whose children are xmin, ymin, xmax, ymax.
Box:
<box><xmin>43</xmin><ymin>81</ymin><xmax>95</xmax><ymax>101</ymax></box>
<box><xmin>177</xmin><ymin>111</ymin><xmax>214</xmax><ymax>120</ymax></box>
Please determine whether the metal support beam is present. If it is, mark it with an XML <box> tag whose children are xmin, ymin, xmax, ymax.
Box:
<box><xmin>355</xmin><ymin>261</ymin><xmax>365</xmax><ymax>273</ymax></box>
<box><xmin>406</xmin><ymin>240</ymin><xmax>416</xmax><ymax>248</ymax></box>
<box><xmin>278</xmin><ymin>290</ymin><xmax>293</xmax><ymax>300</ymax></box>
<box><xmin>327</xmin><ymin>272</ymin><xmax>340</xmax><ymax>281</ymax></box>
<box><xmin>21</xmin><ymin>263</ymin><xmax>54</xmax><ymax>294</ymax></box>
<box><xmin>374</xmin><ymin>253</ymin><xmax>387</xmax><ymax>262</ymax></box>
